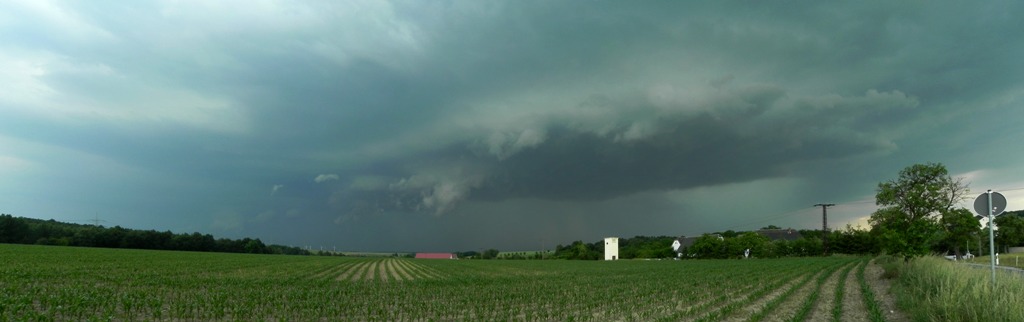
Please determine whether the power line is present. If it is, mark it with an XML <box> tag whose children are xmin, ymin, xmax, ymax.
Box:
<box><xmin>71</xmin><ymin>213</ymin><xmax>110</xmax><ymax>226</ymax></box>
<box><xmin>675</xmin><ymin>198</ymin><xmax>876</xmax><ymax>238</ymax></box>
<box><xmin>719</xmin><ymin>208</ymin><xmax>811</xmax><ymax>231</ymax></box>
<box><xmin>836</xmin><ymin>199</ymin><xmax>875</xmax><ymax>206</ymax></box>
<box><xmin>750</xmin><ymin>200</ymin><xmax>869</xmax><ymax>228</ymax></box>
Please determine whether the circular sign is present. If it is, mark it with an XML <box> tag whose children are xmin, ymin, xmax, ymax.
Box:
<box><xmin>973</xmin><ymin>192</ymin><xmax>1008</xmax><ymax>217</ymax></box>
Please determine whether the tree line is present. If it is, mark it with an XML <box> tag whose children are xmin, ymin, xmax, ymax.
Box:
<box><xmin>0</xmin><ymin>214</ymin><xmax>311</xmax><ymax>255</ymax></box>
<box><xmin>464</xmin><ymin>164</ymin><xmax>1024</xmax><ymax>261</ymax></box>
<box><xmin>539</xmin><ymin>227</ymin><xmax>877</xmax><ymax>260</ymax></box>
<box><xmin>563</xmin><ymin>163</ymin><xmax>1024</xmax><ymax>261</ymax></box>
<box><xmin>682</xmin><ymin>227</ymin><xmax>874</xmax><ymax>259</ymax></box>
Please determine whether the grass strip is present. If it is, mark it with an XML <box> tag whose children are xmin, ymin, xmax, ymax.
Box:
<box><xmin>885</xmin><ymin>256</ymin><xmax>1024</xmax><ymax>321</ymax></box>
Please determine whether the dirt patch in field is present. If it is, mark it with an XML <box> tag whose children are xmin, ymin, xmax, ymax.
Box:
<box><xmin>368</xmin><ymin>260</ymin><xmax>385</xmax><ymax>280</ymax></box>
<box><xmin>335</xmin><ymin>261</ymin><xmax>370</xmax><ymax>281</ymax></box>
<box><xmin>386</xmin><ymin>259</ymin><xmax>405</xmax><ymax>281</ymax></box>
<box><xmin>375</xmin><ymin>260</ymin><xmax>387</xmax><ymax>281</ymax></box>
<box><xmin>332</xmin><ymin>259</ymin><xmax>435</xmax><ymax>282</ymax></box>
<box><xmin>839</xmin><ymin>263</ymin><xmax>869</xmax><ymax>321</ymax></box>
<box><xmin>867</xmin><ymin>259</ymin><xmax>909</xmax><ymax>322</ymax></box>
<box><xmin>312</xmin><ymin>262</ymin><xmax>354</xmax><ymax>280</ymax></box>
<box><xmin>805</xmin><ymin>263</ymin><xmax>845</xmax><ymax>322</ymax></box>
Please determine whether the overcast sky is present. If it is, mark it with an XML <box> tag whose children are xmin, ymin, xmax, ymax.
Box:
<box><xmin>3</xmin><ymin>1</ymin><xmax>1023</xmax><ymax>252</ymax></box>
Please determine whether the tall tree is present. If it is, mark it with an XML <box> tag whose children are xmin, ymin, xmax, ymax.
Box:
<box><xmin>870</xmin><ymin>162</ymin><xmax>968</xmax><ymax>261</ymax></box>
<box><xmin>940</xmin><ymin>208</ymin><xmax>980</xmax><ymax>259</ymax></box>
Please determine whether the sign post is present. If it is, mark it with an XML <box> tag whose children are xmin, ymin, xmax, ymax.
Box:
<box><xmin>973</xmin><ymin>190</ymin><xmax>1007</xmax><ymax>288</ymax></box>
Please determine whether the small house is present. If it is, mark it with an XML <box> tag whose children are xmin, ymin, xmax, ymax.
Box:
<box><xmin>671</xmin><ymin>236</ymin><xmax>695</xmax><ymax>256</ymax></box>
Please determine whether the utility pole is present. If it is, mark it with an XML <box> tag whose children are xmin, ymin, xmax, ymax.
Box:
<box><xmin>814</xmin><ymin>203</ymin><xmax>835</xmax><ymax>256</ymax></box>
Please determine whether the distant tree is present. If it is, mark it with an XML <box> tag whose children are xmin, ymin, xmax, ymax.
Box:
<box><xmin>481</xmin><ymin>248</ymin><xmax>500</xmax><ymax>259</ymax></box>
<box><xmin>870</xmin><ymin>163</ymin><xmax>968</xmax><ymax>262</ymax></box>
<box><xmin>556</xmin><ymin>241</ymin><xmax>602</xmax><ymax>260</ymax></box>
<box><xmin>689</xmin><ymin>234</ymin><xmax>725</xmax><ymax>259</ymax></box>
<box><xmin>71</xmin><ymin>228</ymin><xmax>99</xmax><ymax>247</ymax></box>
<box><xmin>720</xmin><ymin>230</ymin><xmax>739</xmax><ymax>238</ymax></box>
<box><xmin>244</xmin><ymin>238</ymin><xmax>268</xmax><ymax>254</ymax></box>
<box><xmin>723</xmin><ymin>232</ymin><xmax>772</xmax><ymax>258</ymax></box>
<box><xmin>829</xmin><ymin>225</ymin><xmax>876</xmax><ymax>255</ymax></box>
<box><xmin>790</xmin><ymin>238</ymin><xmax>823</xmax><ymax>257</ymax></box>
<box><xmin>995</xmin><ymin>214</ymin><xmax>1024</xmax><ymax>249</ymax></box>
<box><xmin>618</xmin><ymin>236</ymin><xmax>676</xmax><ymax>259</ymax></box>
<box><xmin>0</xmin><ymin>214</ymin><xmax>29</xmax><ymax>243</ymax></box>
<box><xmin>761</xmin><ymin>225</ymin><xmax>782</xmax><ymax>230</ymax></box>
<box><xmin>940</xmin><ymin>208</ymin><xmax>981</xmax><ymax>259</ymax></box>
<box><xmin>772</xmin><ymin>240</ymin><xmax>793</xmax><ymax>257</ymax></box>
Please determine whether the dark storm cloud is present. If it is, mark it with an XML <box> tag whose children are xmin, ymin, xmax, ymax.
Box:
<box><xmin>323</xmin><ymin>83</ymin><xmax>919</xmax><ymax>215</ymax></box>
<box><xmin>2</xmin><ymin>1</ymin><xmax>1023</xmax><ymax>250</ymax></box>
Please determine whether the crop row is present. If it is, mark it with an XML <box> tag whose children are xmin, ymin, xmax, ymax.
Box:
<box><xmin>307</xmin><ymin>258</ymin><xmax>442</xmax><ymax>281</ymax></box>
<box><xmin>0</xmin><ymin>244</ymin><xmax>881</xmax><ymax>321</ymax></box>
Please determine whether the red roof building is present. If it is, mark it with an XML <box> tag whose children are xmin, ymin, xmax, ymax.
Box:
<box><xmin>414</xmin><ymin>253</ymin><xmax>457</xmax><ymax>259</ymax></box>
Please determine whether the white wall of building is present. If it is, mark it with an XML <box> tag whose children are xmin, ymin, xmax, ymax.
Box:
<box><xmin>604</xmin><ymin>237</ymin><xmax>619</xmax><ymax>260</ymax></box>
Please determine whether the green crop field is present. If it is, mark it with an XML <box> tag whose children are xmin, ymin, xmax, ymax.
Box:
<box><xmin>0</xmin><ymin>244</ymin><xmax>891</xmax><ymax>321</ymax></box>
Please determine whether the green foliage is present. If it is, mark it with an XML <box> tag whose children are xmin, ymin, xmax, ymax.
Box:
<box><xmin>870</xmin><ymin>163</ymin><xmax>968</xmax><ymax>261</ymax></box>
<box><xmin>994</xmin><ymin>214</ymin><xmax>1024</xmax><ymax>247</ymax></box>
<box><xmin>871</xmin><ymin>207</ymin><xmax>942</xmax><ymax>261</ymax></box>
<box><xmin>940</xmin><ymin>208</ymin><xmax>981</xmax><ymax>258</ymax></box>
<box><xmin>553</xmin><ymin>240</ymin><xmax>601</xmax><ymax>260</ymax></box>
<box><xmin>689</xmin><ymin>234</ymin><xmax>726</xmax><ymax>258</ymax></box>
<box><xmin>493</xmin><ymin>250</ymin><xmax>553</xmax><ymax>260</ymax></box>
<box><xmin>480</xmin><ymin>248</ymin><xmax>500</xmax><ymax>259</ymax></box>
<box><xmin>552</xmin><ymin>236</ymin><xmax>675</xmax><ymax>260</ymax></box>
<box><xmin>891</xmin><ymin>256</ymin><xmax>1024</xmax><ymax>322</ymax></box>
<box><xmin>789</xmin><ymin>238</ymin><xmax>824</xmax><ymax>257</ymax></box>
<box><xmin>0</xmin><ymin>214</ymin><xmax>308</xmax><ymax>255</ymax></box>
<box><xmin>828</xmin><ymin>225</ymin><xmax>877</xmax><ymax>255</ymax></box>
<box><xmin>730</xmin><ymin>232</ymin><xmax>772</xmax><ymax>257</ymax></box>
<box><xmin>0</xmin><ymin>214</ymin><xmax>30</xmax><ymax>243</ymax></box>
<box><xmin>618</xmin><ymin>235</ymin><xmax>675</xmax><ymax>259</ymax></box>
<box><xmin>718</xmin><ymin>230</ymin><xmax>740</xmax><ymax>238</ymax></box>
<box><xmin>875</xmin><ymin>163</ymin><xmax>966</xmax><ymax>220</ymax></box>
<box><xmin>678</xmin><ymin>230</ymin><xmax>878</xmax><ymax>259</ymax></box>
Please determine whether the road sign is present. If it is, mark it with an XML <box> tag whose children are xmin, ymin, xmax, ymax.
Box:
<box><xmin>974</xmin><ymin>190</ymin><xmax>1009</xmax><ymax>289</ymax></box>
<box><xmin>974</xmin><ymin>191</ymin><xmax>1007</xmax><ymax>217</ymax></box>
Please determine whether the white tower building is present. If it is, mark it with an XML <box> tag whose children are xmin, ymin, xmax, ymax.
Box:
<box><xmin>604</xmin><ymin>237</ymin><xmax>619</xmax><ymax>260</ymax></box>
